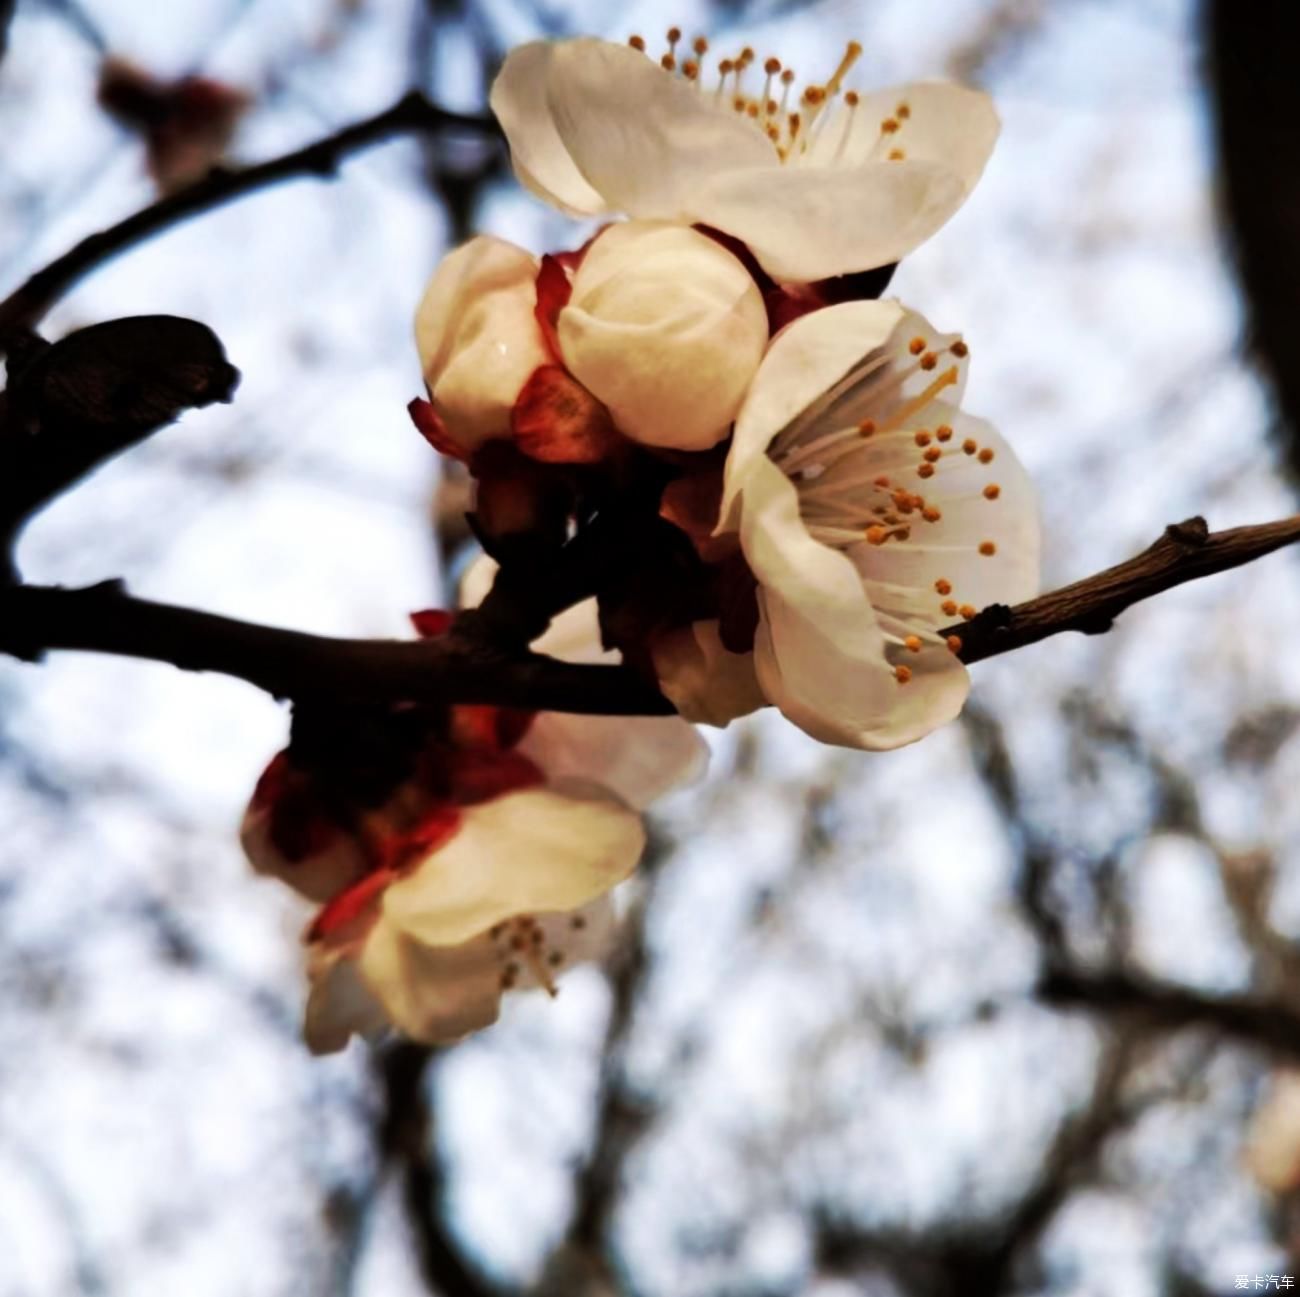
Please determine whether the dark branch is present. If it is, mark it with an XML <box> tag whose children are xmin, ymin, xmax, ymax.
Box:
<box><xmin>1040</xmin><ymin>967</ymin><xmax>1300</xmax><ymax>1059</ymax></box>
<box><xmin>0</xmin><ymin>581</ymin><xmax>674</xmax><ymax>715</ymax></box>
<box><xmin>3</xmin><ymin>513</ymin><xmax>1299</xmax><ymax>716</ymax></box>
<box><xmin>0</xmin><ymin>91</ymin><xmax>498</xmax><ymax>342</ymax></box>
<box><xmin>947</xmin><ymin>515</ymin><xmax>1300</xmax><ymax>663</ymax></box>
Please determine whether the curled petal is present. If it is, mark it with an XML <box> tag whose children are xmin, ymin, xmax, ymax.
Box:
<box><xmin>490</xmin><ymin>41</ymin><xmax>607</xmax><ymax>215</ymax></box>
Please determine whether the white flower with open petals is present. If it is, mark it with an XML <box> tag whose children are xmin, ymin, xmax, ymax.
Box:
<box><xmin>672</xmin><ymin>299</ymin><xmax>1039</xmax><ymax>750</ymax></box>
<box><xmin>302</xmin><ymin>779</ymin><xmax>644</xmax><ymax>1053</ymax></box>
<box><xmin>491</xmin><ymin>33</ymin><xmax>998</xmax><ymax>282</ymax></box>
<box><xmin>243</xmin><ymin>573</ymin><xmax>706</xmax><ymax>1054</ymax></box>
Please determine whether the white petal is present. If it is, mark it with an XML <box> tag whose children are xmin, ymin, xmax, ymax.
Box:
<box><xmin>722</xmin><ymin>300</ymin><xmax>904</xmax><ymax>529</ymax></box>
<box><xmin>558</xmin><ymin>222</ymin><xmax>767</xmax><ymax>450</ymax></box>
<box><xmin>805</xmin><ymin>81</ymin><xmax>999</xmax><ymax>195</ymax></box>
<box><xmin>693</xmin><ymin>159</ymin><xmax>965</xmax><ymax>282</ymax></box>
<box><xmin>413</xmin><ymin>234</ymin><xmax>549</xmax><ymax>451</ymax></box>
<box><xmin>357</xmin><ymin>920</ymin><xmax>503</xmax><ymax>1045</ymax></box>
<box><xmin>381</xmin><ymin>783</ymin><xmax>644</xmax><ymax>947</ymax></box>
<box><xmin>303</xmin><ymin>945</ymin><xmax>390</xmax><ymax>1055</ymax></box>
<box><xmin>651</xmin><ymin>619</ymin><xmax>766</xmax><ymax>727</ymax></box>
<box><xmin>490</xmin><ymin>42</ymin><xmax>607</xmax><ymax>215</ymax></box>
<box><xmin>519</xmin><ymin>712</ymin><xmax>708</xmax><ymax>809</ymax></box>
<box><xmin>757</xmin><ymin>589</ymin><xmax>970</xmax><ymax>750</ymax></box>
<box><xmin>843</xmin><ymin>403</ymin><xmax>1040</xmax><ymax>615</ymax></box>
<box><xmin>543</xmin><ymin>39</ymin><xmax>772</xmax><ymax>220</ymax></box>
<box><xmin>740</xmin><ymin>454</ymin><xmax>968</xmax><ymax>749</ymax></box>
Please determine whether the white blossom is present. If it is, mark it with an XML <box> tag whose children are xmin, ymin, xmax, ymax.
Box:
<box><xmin>491</xmin><ymin>35</ymin><xmax>998</xmax><ymax>282</ymax></box>
<box><xmin>660</xmin><ymin>300</ymin><xmax>1039</xmax><ymax>749</ymax></box>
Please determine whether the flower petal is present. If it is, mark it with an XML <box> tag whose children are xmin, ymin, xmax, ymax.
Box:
<box><xmin>357</xmin><ymin>920</ymin><xmax>503</xmax><ymax>1045</ymax></box>
<box><xmin>722</xmin><ymin>300</ymin><xmax>904</xmax><ymax>529</ymax></box>
<box><xmin>518</xmin><ymin>712</ymin><xmax>708</xmax><ymax>809</ymax></box>
<box><xmin>414</xmin><ymin>235</ymin><xmax>549</xmax><ymax>451</ymax></box>
<box><xmin>840</xmin><ymin>403</ymin><xmax>1040</xmax><ymax>616</ymax></box>
<box><xmin>542</xmin><ymin>39</ymin><xmax>772</xmax><ymax>220</ymax></box>
<box><xmin>557</xmin><ymin>221</ymin><xmax>767</xmax><ymax>450</ymax></box>
<box><xmin>693</xmin><ymin>160</ymin><xmax>965</xmax><ymax>282</ymax></box>
<box><xmin>805</xmin><ymin>81</ymin><xmax>999</xmax><ymax>195</ymax></box>
<box><xmin>490</xmin><ymin>41</ymin><xmax>607</xmax><ymax>215</ymax></box>
<box><xmin>740</xmin><ymin>453</ymin><xmax>968</xmax><ymax>749</ymax></box>
<box><xmin>651</xmin><ymin>619</ymin><xmax>766</xmax><ymax>727</ymax></box>
<box><xmin>302</xmin><ymin>945</ymin><xmax>391</xmax><ymax>1055</ymax></box>
<box><xmin>381</xmin><ymin>782</ymin><xmax>644</xmax><ymax>947</ymax></box>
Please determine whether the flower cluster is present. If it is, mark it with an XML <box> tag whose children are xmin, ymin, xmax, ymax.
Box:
<box><xmin>245</xmin><ymin>28</ymin><xmax>1040</xmax><ymax>1051</ymax></box>
<box><xmin>414</xmin><ymin>29</ymin><xmax>1039</xmax><ymax>748</ymax></box>
<box><xmin>243</xmin><ymin>582</ymin><xmax>704</xmax><ymax>1053</ymax></box>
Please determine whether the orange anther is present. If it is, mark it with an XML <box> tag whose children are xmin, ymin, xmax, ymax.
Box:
<box><xmin>978</xmin><ymin>448</ymin><xmax>995</xmax><ymax>464</ymax></box>
<box><xmin>923</xmin><ymin>447</ymin><xmax>942</xmax><ymax>463</ymax></box>
<box><xmin>950</xmin><ymin>340</ymin><xmax>969</xmax><ymax>357</ymax></box>
<box><xmin>904</xmin><ymin>635</ymin><xmax>923</xmax><ymax>653</ymax></box>
<box><xmin>941</xmin><ymin>599</ymin><xmax>958</xmax><ymax>616</ymax></box>
<box><xmin>946</xmin><ymin>635</ymin><xmax>962</xmax><ymax>653</ymax></box>
<box><xmin>629</xmin><ymin>35</ymin><xmax>646</xmax><ymax>51</ymax></box>
<box><xmin>909</xmin><ymin>336</ymin><xmax>927</xmax><ymax>356</ymax></box>
<box><xmin>881</xmin><ymin>117</ymin><xmax>900</xmax><ymax>133</ymax></box>
<box><xmin>935</xmin><ymin>579</ymin><xmax>953</xmax><ymax>595</ymax></box>
<box><xmin>983</xmin><ymin>484</ymin><xmax>1001</xmax><ymax>500</ymax></box>
<box><xmin>979</xmin><ymin>541</ymin><xmax>997</xmax><ymax>556</ymax></box>
<box><xmin>894</xmin><ymin>664</ymin><xmax>913</xmax><ymax>684</ymax></box>
<box><xmin>962</xmin><ymin>439</ymin><xmax>978</xmax><ymax>455</ymax></box>
<box><xmin>936</xmin><ymin>424</ymin><xmax>953</xmax><ymax>442</ymax></box>
<box><xmin>959</xmin><ymin>604</ymin><xmax>977</xmax><ymax>620</ymax></box>
<box><xmin>917</xmin><ymin>463</ymin><xmax>935</xmax><ymax>479</ymax></box>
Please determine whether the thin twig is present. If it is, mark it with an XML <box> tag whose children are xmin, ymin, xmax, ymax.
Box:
<box><xmin>2</xmin><ymin>514</ymin><xmax>1299</xmax><ymax>716</ymax></box>
<box><xmin>0</xmin><ymin>91</ymin><xmax>498</xmax><ymax>342</ymax></box>
<box><xmin>946</xmin><ymin>515</ymin><xmax>1300</xmax><ymax>663</ymax></box>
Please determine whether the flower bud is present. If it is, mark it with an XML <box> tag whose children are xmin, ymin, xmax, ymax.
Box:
<box><xmin>414</xmin><ymin>235</ymin><xmax>550</xmax><ymax>454</ymax></box>
<box><xmin>557</xmin><ymin>221</ymin><xmax>767</xmax><ymax>451</ymax></box>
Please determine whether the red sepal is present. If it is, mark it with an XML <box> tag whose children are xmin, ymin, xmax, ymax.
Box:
<box><xmin>512</xmin><ymin>364</ymin><xmax>620</xmax><ymax>464</ymax></box>
<box><xmin>308</xmin><ymin>865</ymin><xmax>401</xmax><ymax>942</ymax></box>
<box><xmin>450</xmin><ymin>704</ymin><xmax>537</xmax><ymax>752</ymax></box>
<box><xmin>448</xmin><ymin>748</ymin><xmax>544</xmax><ymax>805</ymax></box>
<box><xmin>534</xmin><ymin>254</ymin><xmax>573</xmax><ymax>363</ymax></box>
<box><xmin>408</xmin><ymin>396</ymin><xmax>472</xmax><ymax>463</ymax></box>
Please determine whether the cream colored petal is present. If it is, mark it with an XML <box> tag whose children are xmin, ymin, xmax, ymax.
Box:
<box><xmin>650</xmin><ymin>620</ymin><xmax>766</xmax><ymax>727</ymax></box>
<box><xmin>413</xmin><ymin>234</ymin><xmax>549</xmax><ymax>451</ymax></box>
<box><xmin>381</xmin><ymin>783</ymin><xmax>644</xmax><ymax>947</ymax></box>
<box><xmin>544</xmin><ymin>39</ymin><xmax>772</xmax><ymax>220</ymax></box>
<box><xmin>357</xmin><ymin>920</ymin><xmax>503</xmax><ymax>1045</ymax></box>
<box><xmin>490</xmin><ymin>41</ymin><xmax>608</xmax><ymax>215</ymax></box>
<box><xmin>692</xmin><ymin>159</ymin><xmax>965</xmax><ymax>282</ymax></box>
<box><xmin>519</xmin><ymin>712</ymin><xmax>708</xmax><ymax>809</ymax></box>
<box><xmin>722</xmin><ymin>300</ymin><xmax>905</xmax><ymax>530</ymax></box>
<box><xmin>558</xmin><ymin>222</ymin><xmax>767</xmax><ymax>450</ymax></box>
<box><xmin>804</xmin><ymin>81</ymin><xmax>999</xmax><ymax>192</ymax></box>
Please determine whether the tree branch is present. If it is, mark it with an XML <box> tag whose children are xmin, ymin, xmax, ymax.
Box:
<box><xmin>0</xmin><ymin>580</ymin><xmax>673</xmax><ymax>715</ymax></box>
<box><xmin>2</xmin><ymin>513</ymin><xmax>1299</xmax><ymax>716</ymax></box>
<box><xmin>0</xmin><ymin>91</ymin><xmax>498</xmax><ymax>342</ymax></box>
<box><xmin>1040</xmin><ymin>967</ymin><xmax>1300</xmax><ymax>1059</ymax></box>
<box><xmin>947</xmin><ymin>515</ymin><xmax>1300</xmax><ymax>663</ymax></box>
